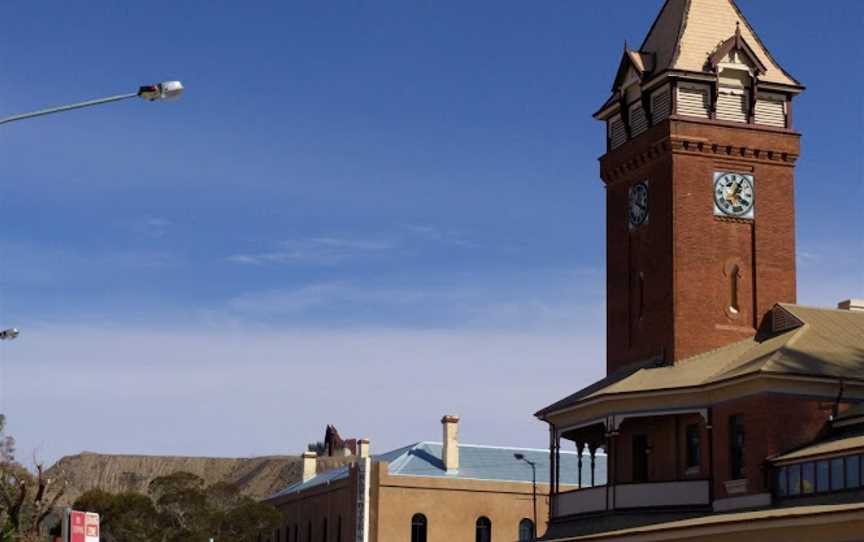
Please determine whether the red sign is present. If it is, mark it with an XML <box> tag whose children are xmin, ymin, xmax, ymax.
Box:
<box><xmin>68</xmin><ymin>510</ymin><xmax>99</xmax><ymax>542</ymax></box>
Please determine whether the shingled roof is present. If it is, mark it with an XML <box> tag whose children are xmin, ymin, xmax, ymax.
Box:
<box><xmin>537</xmin><ymin>304</ymin><xmax>864</xmax><ymax>418</ymax></box>
<box><xmin>644</xmin><ymin>0</ymin><xmax>799</xmax><ymax>85</ymax></box>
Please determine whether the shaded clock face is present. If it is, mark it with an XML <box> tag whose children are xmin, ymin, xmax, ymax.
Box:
<box><xmin>628</xmin><ymin>182</ymin><xmax>649</xmax><ymax>227</ymax></box>
<box><xmin>714</xmin><ymin>173</ymin><xmax>755</xmax><ymax>218</ymax></box>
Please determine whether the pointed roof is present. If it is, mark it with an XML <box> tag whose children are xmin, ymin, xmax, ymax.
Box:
<box><xmin>640</xmin><ymin>0</ymin><xmax>800</xmax><ymax>87</ymax></box>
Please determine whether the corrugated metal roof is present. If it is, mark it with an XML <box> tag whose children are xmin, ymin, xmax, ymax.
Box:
<box><xmin>269</xmin><ymin>443</ymin><xmax>606</xmax><ymax>499</ymax></box>
<box><xmin>538</xmin><ymin>304</ymin><xmax>864</xmax><ymax>417</ymax></box>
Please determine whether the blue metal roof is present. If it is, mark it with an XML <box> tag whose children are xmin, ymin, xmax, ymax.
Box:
<box><xmin>269</xmin><ymin>442</ymin><xmax>606</xmax><ymax>499</ymax></box>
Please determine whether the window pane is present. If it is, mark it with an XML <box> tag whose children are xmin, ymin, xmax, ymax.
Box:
<box><xmin>519</xmin><ymin>519</ymin><xmax>535</xmax><ymax>541</ymax></box>
<box><xmin>802</xmin><ymin>463</ymin><xmax>815</xmax><ymax>494</ymax></box>
<box><xmin>788</xmin><ymin>464</ymin><xmax>801</xmax><ymax>496</ymax></box>
<box><xmin>686</xmin><ymin>425</ymin><xmax>700</xmax><ymax>468</ymax></box>
<box><xmin>817</xmin><ymin>461</ymin><xmax>830</xmax><ymax>492</ymax></box>
<box><xmin>831</xmin><ymin>458</ymin><xmax>845</xmax><ymax>491</ymax></box>
<box><xmin>846</xmin><ymin>456</ymin><xmax>860</xmax><ymax>489</ymax></box>
<box><xmin>777</xmin><ymin>467</ymin><xmax>788</xmax><ymax>497</ymax></box>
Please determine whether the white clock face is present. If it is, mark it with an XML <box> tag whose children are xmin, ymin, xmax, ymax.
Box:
<box><xmin>628</xmin><ymin>182</ymin><xmax>649</xmax><ymax>227</ymax></box>
<box><xmin>714</xmin><ymin>172</ymin><xmax>755</xmax><ymax>218</ymax></box>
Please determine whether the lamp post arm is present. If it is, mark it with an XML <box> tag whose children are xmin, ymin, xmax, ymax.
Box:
<box><xmin>0</xmin><ymin>92</ymin><xmax>138</xmax><ymax>126</ymax></box>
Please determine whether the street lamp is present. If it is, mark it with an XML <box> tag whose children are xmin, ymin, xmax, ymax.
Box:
<box><xmin>0</xmin><ymin>81</ymin><xmax>184</xmax><ymax>126</ymax></box>
<box><xmin>0</xmin><ymin>329</ymin><xmax>20</xmax><ymax>341</ymax></box>
<box><xmin>514</xmin><ymin>453</ymin><xmax>538</xmax><ymax>541</ymax></box>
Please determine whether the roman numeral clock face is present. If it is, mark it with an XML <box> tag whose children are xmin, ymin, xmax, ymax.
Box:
<box><xmin>713</xmin><ymin>172</ymin><xmax>755</xmax><ymax>219</ymax></box>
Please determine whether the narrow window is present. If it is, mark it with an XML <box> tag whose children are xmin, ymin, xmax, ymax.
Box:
<box><xmin>336</xmin><ymin>516</ymin><xmax>342</xmax><ymax>542</ymax></box>
<box><xmin>729</xmin><ymin>415</ymin><xmax>745</xmax><ymax>479</ymax></box>
<box><xmin>476</xmin><ymin>517</ymin><xmax>492</xmax><ymax>542</ymax></box>
<box><xmin>788</xmin><ymin>464</ymin><xmax>801</xmax><ymax>496</ymax></box>
<box><xmin>638</xmin><ymin>272</ymin><xmax>645</xmax><ymax>319</ymax></box>
<box><xmin>729</xmin><ymin>264</ymin><xmax>740</xmax><ymax>314</ymax></box>
<box><xmin>685</xmin><ymin>424</ymin><xmax>701</xmax><ymax>469</ymax></box>
<box><xmin>776</xmin><ymin>467</ymin><xmax>788</xmax><ymax>497</ymax></box>
<box><xmin>321</xmin><ymin>519</ymin><xmax>328</xmax><ymax>542</ymax></box>
<box><xmin>831</xmin><ymin>458</ymin><xmax>845</xmax><ymax>491</ymax></box>
<box><xmin>411</xmin><ymin>514</ymin><xmax>427</xmax><ymax>542</ymax></box>
<box><xmin>817</xmin><ymin>460</ymin><xmax>830</xmax><ymax>492</ymax></box>
<box><xmin>802</xmin><ymin>462</ymin><xmax>815</xmax><ymax>494</ymax></box>
<box><xmin>847</xmin><ymin>456</ymin><xmax>861</xmax><ymax>489</ymax></box>
<box><xmin>307</xmin><ymin>522</ymin><xmax>311</xmax><ymax>542</ymax></box>
<box><xmin>276</xmin><ymin>529</ymin><xmax>280</xmax><ymax>542</ymax></box>
<box><xmin>518</xmin><ymin>518</ymin><xmax>535</xmax><ymax>541</ymax></box>
<box><xmin>632</xmin><ymin>435</ymin><xmax>649</xmax><ymax>482</ymax></box>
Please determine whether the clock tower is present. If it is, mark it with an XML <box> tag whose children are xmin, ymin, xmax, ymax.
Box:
<box><xmin>594</xmin><ymin>0</ymin><xmax>804</xmax><ymax>374</ymax></box>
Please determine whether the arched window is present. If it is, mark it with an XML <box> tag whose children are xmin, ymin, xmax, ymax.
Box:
<box><xmin>321</xmin><ymin>518</ymin><xmax>327</xmax><ymax>542</ymax></box>
<box><xmin>293</xmin><ymin>524</ymin><xmax>298</xmax><ymax>542</ymax></box>
<box><xmin>476</xmin><ymin>517</ymin><xmax>492</xmax><ymax>542</ymax></box>
<box><xmin>729</xmin><ymin>264</ymin><xmax>741</xmax><ymax>314</ymax></box>
<box><xmin>411</xmin><ymin>513</ymin><xmax>427</xmax><ymax>542</ymax></box>
<box><xmin>336</xmin><ymin>516</ymin><xmax>342</xmax><ymax>542</ymax></box>
<box><xmin>519</xmin><ymin>518</ymin><xmax>535</xmax><ymax>541</ymax></box>
<box><xmin>306</xmin><ymin>521</ymin><xmax>311</xmax><ymax>542</ymax></box>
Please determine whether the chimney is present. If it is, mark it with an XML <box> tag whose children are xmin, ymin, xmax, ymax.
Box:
<box><xmin>302</xmin><ymin>451</ymin><xmax>317</xmax><ymax>482</ymax></box>
<box><xmin>441</xmin><ymin>415</ymin><xmax>460</xmax><ymax>473</ymax></box>
<box><xmin>838</xmin><ymin>299</ymin><xmax>864</xmax><ymax>312</ymax></box>
<box><xmin>358</xmin><ymin>438</ymin><xmax>370</xmax><ymax>459</ymax></box>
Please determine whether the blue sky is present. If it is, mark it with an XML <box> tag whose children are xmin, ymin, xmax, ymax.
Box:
<box><xmin>0</xmin><ymin>1</ymin><xmax>861</xmax><ymax>464</ymax></box>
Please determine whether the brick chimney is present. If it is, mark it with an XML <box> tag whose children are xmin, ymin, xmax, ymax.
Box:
<box><xmin>441</xmin><ymin>415</ymin><xmax>460</xmax><ymax>473</ymax></box>
<box><xmin>838</xmin><ymin>299</ymin><xmax>864</xmax><ymax>312</ymax></box>
<box><xmin>358</xmin><ymin>438</ymin><xmax>370</xmax><ymax>459</ymax></box>
<box><xmin>302</xmin><ymin>451</ymin><xmax>317</xmax><ymax>482</ymax></box>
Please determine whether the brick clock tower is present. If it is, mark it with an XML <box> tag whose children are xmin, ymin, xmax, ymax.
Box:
<box><xmin>594</xmin><ymin>0</ymin><xmax>803</xmax><ymax>374</ymax></box>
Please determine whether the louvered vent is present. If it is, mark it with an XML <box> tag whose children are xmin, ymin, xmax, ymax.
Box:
<box><xmin>716</xmin><ymin>91</ymin><xmax>749</xmax><ymax>123</ymax></box>
<box><xmin>771</xmin><ymin>305</ymin><xmax>804</xmax><ymax>334</ymax></box>
<box><xmin>755</xmin><ymin>93</ymin><xmax>786</xmax><ymax>128</ymax></box>
<box><xmin>630</xmin><ymin>105</ymin><xmax>649</xmax><ymax>137</ymax></box>
<box><xmin>609</xmin><ymin>115</ymin><xmax>627</xmax><ymax>149</ymax></box>
<box><xmin>677</xmin><ymin>85</ymin><xmax>710</xmax><ymax>118</ymax></box>
<box><xmin>651</xmin><ymin>87</ymin><xmax>671</xmax><ymax>124</ymax></box>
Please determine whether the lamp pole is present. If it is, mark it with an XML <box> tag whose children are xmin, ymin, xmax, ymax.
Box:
<box><xmin>514</xmin><ymin>453</ymin><xmax>538</xmax><ymax>541</ymax></box>
<box><xmin>0</xmin><ymin>81</ymin><xmax>184</xmax><ymax>126</ymax></box>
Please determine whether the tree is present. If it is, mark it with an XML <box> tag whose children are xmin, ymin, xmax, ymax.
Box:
<box><xmin>74</xmin><ymin>472</ymin><xmax>280</xmax><ymax>542</ymax></box>
<box><xmin>0</xmin><ymin>461</ymin><xmax>66</xmax><ymax>542</ymax></box>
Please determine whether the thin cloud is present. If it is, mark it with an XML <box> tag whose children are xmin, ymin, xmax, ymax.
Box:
<box><xmin>132</xmin><ymin>216</ymin><xmax>172</xmax><ymax>239</ymax></box>
<box><xmin>227</xmin><ymin>236</ymin><xmax>397</xmax><ymax>266</ymax></box>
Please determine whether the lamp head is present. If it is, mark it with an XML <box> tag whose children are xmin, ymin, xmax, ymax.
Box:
<box><xmin>0</xmin><ymin>328</ymin><xmax>20</xmax><ymax>341</ymax></box>
<box><xmin>514</xmin><ymin>453</ymin><xmax>525</xmax><ymax>461</ymax></box>
<box><xmin>138</xmin><ymin>81</ymin><xmax>184</xmax><ymax>101</ymax></box>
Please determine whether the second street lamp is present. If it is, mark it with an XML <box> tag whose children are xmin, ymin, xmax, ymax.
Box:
<box><xmin>514</xmin><ymin>453</ymin><xmax>538</xmax><ymax>541</ymax></box>
<box><xmin>0</xmin><ymin>81</ymin><xmax>184</xmax><ymax>126</ymax></box>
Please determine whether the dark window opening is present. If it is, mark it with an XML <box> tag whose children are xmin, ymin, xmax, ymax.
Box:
<box><xmin>518</xmin><ymin>518</ymin><xmax>535</xmax><ymax>541</ymax></box>
<box><xmin>411</xmin><ymin>513</ymin><xmax>427</xmax><ymax>542</ymax></box>
<box><xmin>321</xmin><ymin>519</ymin><xmax>327</xmax><ymax>542</ymax></box>
<box><xmin>476</xmin><ymin>516</ymin><xmax>492</xmax><ymax>542</ymax></box>
<box><xmin>729</xmin><ymin>415</ymin><xmax>745</xmax><ymax>479</ymax></box>
<box><xmin>729</xmin><ymin>264</ymin><xmax>741</xmax><ymax>314</ymax></box>
<box><xmin>685</xmin><ymin>424</ymin><xmax>701</xmax><ymax>469</ymax></box>
<box><xmin>633</xmin><ymin>434</ymin><xmax>649</xmax><ymax>482</ymax></box>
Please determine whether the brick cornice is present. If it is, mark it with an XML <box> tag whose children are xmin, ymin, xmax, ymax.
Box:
<box><xmin>601</xmin><ymin>134</ymin><xmax>799</xmax><ymax>184</ymax></box>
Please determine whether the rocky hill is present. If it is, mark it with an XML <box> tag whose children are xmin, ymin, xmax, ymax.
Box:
<box><xmin>47</xmin><ymin>452</ymin><xmax>354</xmax><ymax>508</ymax></box>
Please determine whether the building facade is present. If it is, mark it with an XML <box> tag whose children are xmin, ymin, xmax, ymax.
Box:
<box><xmin>535</xmin><ymin>0</ymin><xmax>864</xmax><ymax>539</ymax></box>
<box><xmin>263</xmin><ymin>416</ymin><xmax>606</xmax><ymax>542</ymax></box>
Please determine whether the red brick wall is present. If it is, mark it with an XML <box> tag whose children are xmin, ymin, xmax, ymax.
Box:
<box><xmin>603</xmin><ymin>122</ymin><xmax>676</xmax><ymax>375</ymax></box>
<box><xmin>711</xmin><ymin>394</ymin><xmax>828</xmax><ymax>498</ymax></box>
<box><xmin>600</xmin><ymin>118</ymin><xmax>800</xmax><ymax>373</ymax></box>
